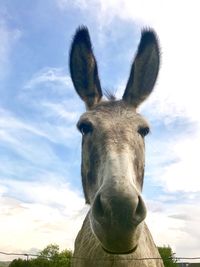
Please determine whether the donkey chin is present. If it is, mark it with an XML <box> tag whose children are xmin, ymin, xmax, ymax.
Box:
<box><xmin>90</xmin><ymin>190</ymin><xmax>147</xmax><ymax>254</ymax></box>
<box><xmin>91</xmin><ymin>218</ymin><xmax>144</xmax><ymax>254</ymax></box>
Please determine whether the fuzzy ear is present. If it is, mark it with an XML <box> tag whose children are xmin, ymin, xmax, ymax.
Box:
<box><xmin>69</xmin><ymin>26</ymin><xmax>102</xmax><ymax>109</ymax></box>
<box><xmin>123</xmin><ymin>29</ymin><xmax>160</xmax><ymax>107</ymax></box>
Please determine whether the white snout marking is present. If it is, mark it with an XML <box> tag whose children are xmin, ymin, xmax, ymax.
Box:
<box><xmin>99</xmin><ymin>149</ymin><xmax>140</xmax><ymax>194</ymax></box>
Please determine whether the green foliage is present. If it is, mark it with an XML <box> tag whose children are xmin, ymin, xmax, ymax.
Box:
<box><xmin>39</xmin><ymin>244</ymin><xmax>59</xmax><ymax>259</ymax></box>
<box><xmin>8</xmin><ymin>244</ymin><xmax>72</xmax><ymax>267</ymax></box>
<box><xmin>9</xmin><ymin>259</ymin><xmax>27</xmax><ymax>267</ymax></box>
<box><xmin>158</xmin><ymin>245</ymin><xmax>178</xmax><ymax>267</ymax></box>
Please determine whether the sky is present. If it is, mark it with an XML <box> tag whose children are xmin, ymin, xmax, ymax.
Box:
<box><xmin>0</xmin><ymin>0</ymin><xmax>200</xmax><ymax>262</ymax></box>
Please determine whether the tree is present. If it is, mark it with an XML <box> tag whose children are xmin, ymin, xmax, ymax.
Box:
<box><xmin>9</xmin><ymin>259</ymin><xmax>27</xmax><ymax>267</ymax></box>
<box><xmin>39</xmin><ymin>244</ymin><xmax>59</xmax><ymax>260</ymax></box>
<box><xmin>55</xmin><ymin>249</ymin><xmax>72</xmax><ymax>267</ymax></box>
<box><xmin>38</xmin><ymin>244</ymin><xmax>72</xmax><ymax>267</ymax></box>
<box><xmin>158</xmin><ymin>245</ymin><xmax>178</xmax><ymax>267</ymax></box>
<box><xmin>9</xmin><ymin>244</ymin><xmax>72</xmax><ymax>267</ymax></box>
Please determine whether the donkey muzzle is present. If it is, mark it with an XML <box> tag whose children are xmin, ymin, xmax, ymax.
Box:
<box><xmin>90</xmin><ymin>183</ymin><xmax>147</xmax><ymax>254</ymax></box>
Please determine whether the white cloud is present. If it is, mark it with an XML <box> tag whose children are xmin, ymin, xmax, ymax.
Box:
<box><xmin>41</xmin><ymin>102</ymin><xmax>80</xmax><ymax>123</ymax></box>
<box><xmin>57</xmin><ymin>0</ymin><xmax>88</xmax><ymax>10</ymax></box>
<box><xmin>0</xmin><ymin>178</ymin><xmax>88</xmax><ymax>261</ymax></box>
<box><xmin>21</xmin><ymin>67</ymin><xmax>84</xmax><ymax>131</ymax></box>
<box><xmin>159</xmin><ymin>134</ymin><xmax>200</xmax><ymax>192</ymax></box>
<box><xmin>146</xmin><ymin>200</ymin><xmax>200</xmax><ymax>259</ymax></box>
<box><xmin>1</xmin><ymin>177</ymin><xmax>84</xmax><ymax>214</ymax></box>
<box><xmin>0</xmin><ymin>105</ymin><xmax>80</xmax><ymax>158</ymax></box>
<box><xmin>24</xmin><ymin>67</ymin><xmax>72</xmax><ymax>91</ymax></box>
<box><xmin>0</xmin><ymin>108</ymin><xmax>61</xmax><ymax>165</ymax></box>
<box><xmin>0</xmin><ymin>108</ymin><xmax>52</xmax><ymax>141</ymax></box>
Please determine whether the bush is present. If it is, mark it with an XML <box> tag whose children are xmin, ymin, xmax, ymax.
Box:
<box><xmin>158</xmin><ymin>245</ymin><xmax>178</xmax><ymax>267</ymax></box>
<box><xmin>9</xmin><ymin>244</ymin><xmax>72</xmax><ymax>267</ymax></box>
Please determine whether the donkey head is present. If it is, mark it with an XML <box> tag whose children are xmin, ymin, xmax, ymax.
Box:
<box><xmin>69</xmin><ymin>26</ymin><xmax>160</xmax><ymax>254</ymax></box>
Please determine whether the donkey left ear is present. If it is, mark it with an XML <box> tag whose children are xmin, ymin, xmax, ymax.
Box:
<box><xmin>69</xmin><ymin>26</ymin><xmax>102</xmax><ymax>109</ymax></box>
<box><xmin>123</xmin><ymin>29</ymin><xmax>160</xmax><ymax>107</ymax></box>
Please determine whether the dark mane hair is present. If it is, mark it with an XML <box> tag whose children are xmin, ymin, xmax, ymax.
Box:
<box><xmin>104</xmin><ymin>89</ymin><xmax>116</xmax><ymax>101</ymax></box>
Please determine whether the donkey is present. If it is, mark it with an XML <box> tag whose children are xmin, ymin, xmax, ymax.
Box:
<box><xmin>69</xmin><ymin>26</ymin><xmax>164</xmax><ymax>267</ymax></box>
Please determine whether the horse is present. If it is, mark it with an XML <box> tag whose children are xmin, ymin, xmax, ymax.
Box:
<box><xmin>69</xmin><ymin>26</ymin><xmax>164</xmax><ymax>267</ymax></box>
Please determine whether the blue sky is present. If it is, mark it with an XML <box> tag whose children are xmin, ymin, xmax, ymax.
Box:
<box><xmin>0</xmin><ymin>0</ymin><xmax>200</xmax><ymax>261</ymax></box>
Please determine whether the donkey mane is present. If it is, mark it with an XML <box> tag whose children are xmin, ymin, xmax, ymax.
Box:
<box><xmin>104</xmin><ymin>89</ymin><xmax>116</xmax><ymax>101</ymax></box>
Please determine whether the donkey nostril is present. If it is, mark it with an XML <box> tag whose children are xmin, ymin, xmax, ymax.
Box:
<box><xmin>93</xmin><ymin>191</ymin><xmax>146</xmax><ymax>226</ymax></box>
<box><xmin>93</xmin><ymin>194</ymin><xmax>105</xmax><ymax>219</ymax></box>
<box><xmin>135</xmin><ymin>195</ymin><xmax>146</xmax><ymax>223</ymax></box>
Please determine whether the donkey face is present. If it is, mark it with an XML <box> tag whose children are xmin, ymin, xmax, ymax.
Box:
<box><xmin>70</xmin><ymin>26</ymin><xmax>160</xmax><ymax>254</ymax></box>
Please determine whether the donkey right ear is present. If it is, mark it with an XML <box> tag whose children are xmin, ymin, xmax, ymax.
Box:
<box><xmin>69</xmin><ymin>26</ymin><xmax>102</xmax><ymax>109</ymax></box>
<box><xmin>123</xmin><ymin>29</ymin><xmax>160</xmax><ymax>107</ymax></box>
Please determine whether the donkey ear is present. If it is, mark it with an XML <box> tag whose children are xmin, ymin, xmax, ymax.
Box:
<box><xmin>123</xmin><ymin>29</ymin><xmax>160</xmax><ymax>107</ymax></box>
<box><xmin>69</xmin><ymin>26</ymin><xmax>102</xmax><ymax>109</ymax></box>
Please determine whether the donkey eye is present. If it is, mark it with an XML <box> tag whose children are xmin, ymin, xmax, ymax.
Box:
<box><xmin>138</xmin><ymin>126</ymin><xmax>150</xmax><ymax>137</ymax></box>
<box><xmin>78</xmin><ymin>122</ymin><xmax>93</xmax><ymax>135</ymax></box>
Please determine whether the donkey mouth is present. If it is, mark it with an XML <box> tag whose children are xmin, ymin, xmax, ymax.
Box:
<box><xmin>102</xmin><ymin>245</ymin><xmax>137</xmax><ymax>255</ymax></box>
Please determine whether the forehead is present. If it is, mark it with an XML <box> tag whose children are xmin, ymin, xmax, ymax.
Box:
<box><xmin>78</xmin><ymin>101</ymin><xmax>149</xmax><ymax>127</ymax></box>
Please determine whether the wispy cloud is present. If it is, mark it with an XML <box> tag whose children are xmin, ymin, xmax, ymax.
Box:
<box><xmin>24</xmin><ymin>67</ymin><xmax>72</xmax><ymax>90</ymax></box>
<box><xmin>41</xmin><ymin>102</ymin><xmax>80</xmax><ymax>123</ymax></box>
<box><xmin>0</xmin><ymin>108</ymin><xmax>60</xmax><ymax>165</ymax></box>
<box><xmin>0</xmin><ymin>108</ymin><xmax>52</xmax><ymax>140</ymax></box>
<box><xmin>21</xmin><ymin>67</ymin><xmax>84</xmax><ymax>123</ymax></box>
<box><xmin>0</xmin><ymin>18</ymin><xmax>21</xmax><ymax>80</ymax></box>
<box><xmin>0</xmin><ymin>104</ymin><xmax>81</xmax><ymax>188</ymax></box>
<box><xmin>57</xmin><ymin>0</ymin><xmax>89</xmax><ymax>11</ymax></box>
